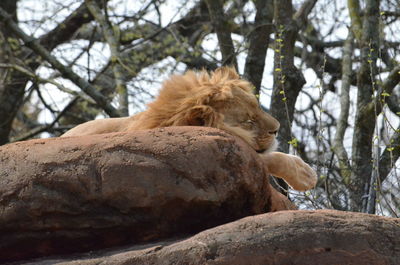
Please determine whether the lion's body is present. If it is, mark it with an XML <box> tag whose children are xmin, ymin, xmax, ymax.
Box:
<box><xmin>63</xmin><ymin>67</ymin><xmax>279</xmax><ymax>153</ymax></box>
<box><xmin>62</xmin><ymin>67</ymin><xmax>317</xmax><ymax>191</ymax></box>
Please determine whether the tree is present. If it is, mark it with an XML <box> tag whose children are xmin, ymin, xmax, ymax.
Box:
<box><xmin>0</xmin><ymin>0</ymin><xmax>399</xmax><ymax>215</ymax></box>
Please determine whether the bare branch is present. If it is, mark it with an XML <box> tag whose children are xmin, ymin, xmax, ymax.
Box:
<box><xmin>293</xmin><ymin>0</ymin><xmax>318</xmax><ymax>29</ymax></box>
<box><xmin>0</xmin><ymin>6</ymin><xmax>121</xmax><ymax>118</ymax></box>
<box><xmin>39</xmin><ymin>0</ymin><xmax>103</xmax><ymax>50</ymax></box>
<box><xmin>0</xmin><ymin>63</ymin><xmax>89</xmax><ymax>98</ymax></box>
<box><xmin>332</xmin><ymin>31</ymin><xmax>354</xmax><ymax>184</ymax></box>
<box><xmin>11</xmin><ymin>97</ymin><xmax>79</xmax><ymax>142</ymax></box>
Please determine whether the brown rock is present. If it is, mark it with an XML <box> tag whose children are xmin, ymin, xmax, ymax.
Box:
<box><xmin>0</xmin><ymin>127</ymin><xmax>293</xmax><ymax>262</ymax></box>
<box><xmin>25</xmin><ymin>210</ymin><xmax>400</xmax><ymax>265</ymax></box>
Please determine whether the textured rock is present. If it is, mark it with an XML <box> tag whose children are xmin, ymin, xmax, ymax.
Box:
<box><xmin>23</xmin><ymin>210</ymin><xmax>400</xmax><ymax>265</ymax></box>
<box><xmin>0</xmin><ymin>127</ymin><xmax>293</xmax><ymax>262</ymax></box>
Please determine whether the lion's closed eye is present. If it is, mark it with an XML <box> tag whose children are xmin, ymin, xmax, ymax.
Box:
<box><xmin>243</xmin><ymin>119</ymin><xmax>255</xmax><ymax>124</ymax></box>
<box><xmin>240</xmin><ymin>119</ymin><xmax>256</xmax><ymax>129</ymax></box>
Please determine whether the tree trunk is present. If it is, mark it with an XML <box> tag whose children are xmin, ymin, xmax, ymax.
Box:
<box><xmin>0</xmin><ymin>0</ymin><xmax>27</xmax><ymax>145</ymax></box>
<box><xmin>349</xmin><ymin>0</ymin><xmax>380</xmax><ymax>212</ymax></box>
<box><xmin>243</xmin><ymin>0</ymin><xmax>274</xmax><ymax>95</ymax></box>
<box><xmin>205</xmin><ymin>0</ymin><xmax>238</xmax><ymax>69</ymax></box>
<box><xmin>269</xmin><ymin>0</ymin><xmax>306</xmax><ymax>194</ymax></box>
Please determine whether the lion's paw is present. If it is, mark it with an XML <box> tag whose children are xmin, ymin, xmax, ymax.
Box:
<box><xmin>287</xmin><ymin>155</ymin><xmax>318</xmax><ymax>191</ymax></box>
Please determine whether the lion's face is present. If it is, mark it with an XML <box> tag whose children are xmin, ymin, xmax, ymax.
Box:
<box><xmin>213</xmin><ymin>83</ymin><xmax>280</xmax><ymax>153</ymax></box>
<box><xmin>173</xmin><ymin>67</ymin><xmax>280</xmax><ymax>153</ymax></box>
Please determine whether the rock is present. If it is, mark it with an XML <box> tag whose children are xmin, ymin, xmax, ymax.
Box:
<box><xmin>23</xmin><ymin>210</ymin><xmax>400</xmax><ymax>265</ymax></box>
<box><xmin>0</xmin><ymin>127</ymin><xmax>293</xmax><ymax>263</ymax></box>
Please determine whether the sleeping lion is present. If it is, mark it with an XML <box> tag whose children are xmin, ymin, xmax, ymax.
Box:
<box><xmin>62</xmin><ymin>67</ymin><xmax>317</xmax><ymax>191</ymax></box>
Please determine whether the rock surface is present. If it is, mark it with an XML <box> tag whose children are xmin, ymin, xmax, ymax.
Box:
<box><xmin>0</xmin><ymin>127</ymin><xmax>293</xmax><ymax>262</ymax></box>
<box><xmin>24</xmin><ymin>210</ymin><xmax>400</xmax><ymax>265</ymax></box>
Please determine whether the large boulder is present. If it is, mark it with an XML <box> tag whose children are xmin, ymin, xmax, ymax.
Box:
<box><xmin>25</xmin><ymin>210</ymin><xmax>400</xmax><ymax>265</ymax></box>
<box><xmin>0</xmin><ymin>127</ymin><xmax>293</xmax><ymax>262</ymax></box>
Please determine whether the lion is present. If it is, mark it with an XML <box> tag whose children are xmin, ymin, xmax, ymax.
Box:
<box><xmin>62</xmin><ymin>67</ymin><xmax>317</xmax><ymax>191</ymax></box>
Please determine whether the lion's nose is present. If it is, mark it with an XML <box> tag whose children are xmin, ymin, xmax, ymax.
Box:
<box><xmin>268</xmin><ymin>130</ymin><xmax>278</xmax><ymax>136</ymax></box>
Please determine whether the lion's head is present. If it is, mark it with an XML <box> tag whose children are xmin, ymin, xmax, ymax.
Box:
<box><xmin>135</xmin><ymin>67</ymin><xmax>280</xmax><ymax>153</ymax></box>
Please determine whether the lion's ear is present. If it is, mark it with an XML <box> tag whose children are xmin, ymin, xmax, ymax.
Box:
<box><xmin>184</xmin><ymin>105</ymin><xmax>220</xmax><ymax>127</ymax></box>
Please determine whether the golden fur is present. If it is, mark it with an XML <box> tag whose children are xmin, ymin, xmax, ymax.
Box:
<box><xmin>62</xmin><ymin>67</ymin><xmax>317</xmax><ymax>191</ymax></box>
